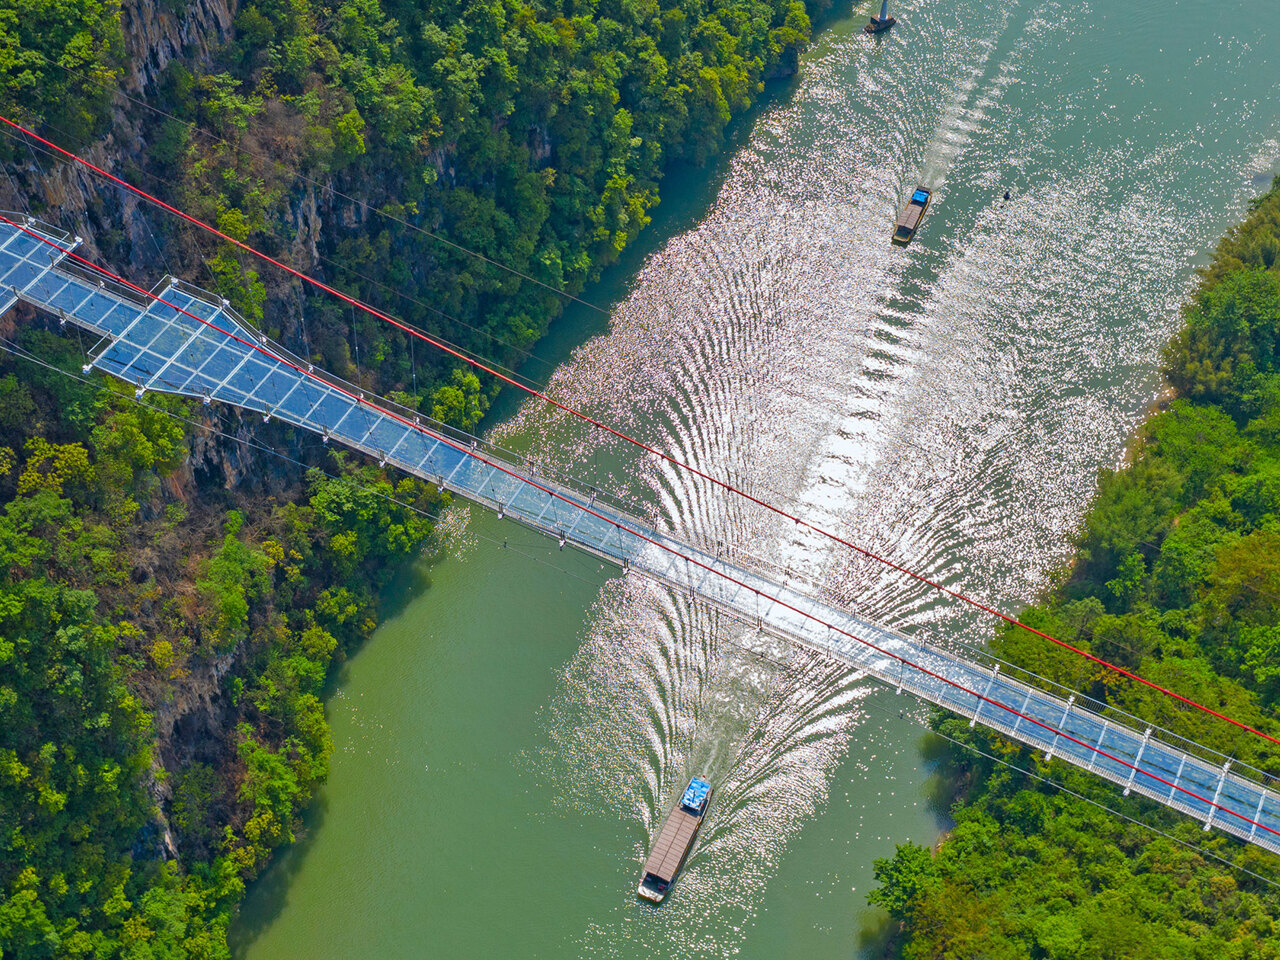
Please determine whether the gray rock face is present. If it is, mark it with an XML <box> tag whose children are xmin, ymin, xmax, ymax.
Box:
<box><xmin>119</xmin><ymin>0</ymin><xmax>238</xmax><ymax>93</ymax></box>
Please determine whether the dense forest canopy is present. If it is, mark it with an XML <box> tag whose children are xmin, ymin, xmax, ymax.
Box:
<box><xmin>868</xmin><ymin>178</ymin><xmax>1280</xmax><ymax>960</ymax></box>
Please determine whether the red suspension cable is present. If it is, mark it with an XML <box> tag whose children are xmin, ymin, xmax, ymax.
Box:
<box><xmin>5</xmin><ymin>115</ymin><xmax>1280</xmax><ymax>752</ymax></box>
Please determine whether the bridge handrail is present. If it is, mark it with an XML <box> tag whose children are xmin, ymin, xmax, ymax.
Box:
<box><xmin>3</xmin><ymin>214</ymin><xmax>1278</xmax><ymax>853</ymax></box>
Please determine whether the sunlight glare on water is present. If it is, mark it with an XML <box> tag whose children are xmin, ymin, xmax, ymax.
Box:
<box><xmin>501</xmin><ymin>0</ymin><xmax>1280</xmax><ymax>953</ymax></box>
<box><xmin>236</xmin><ymin>0</ymin><xmax>1280</xmax><ymax>957</ymax></box>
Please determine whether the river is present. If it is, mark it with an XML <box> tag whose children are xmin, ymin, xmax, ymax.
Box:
<box><xmin>233</xmin><ymin>0</ymin><xmax>1280</xmax><ymax>956</ymax></box>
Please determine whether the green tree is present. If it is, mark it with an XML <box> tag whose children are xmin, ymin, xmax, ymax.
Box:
<box><xmin>867</xmin><ymin>841</ymin><xmax>938</xmax><ymax>920</ymax></box>
<box><xmin>0</xmin><ymin>0</ymin><xmax>123</xmax><ymax>139</ymax></box>
<box><xmin>196</xmin><ymin>513</ymin><xmax>272</xmax><ymax>651</ymax></box>
<box><xmin>430</xmin><ymin>369</ymin><xmax>490</xmax><ymax>431</ymax></box>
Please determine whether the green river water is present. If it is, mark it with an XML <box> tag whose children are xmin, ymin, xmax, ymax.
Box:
<box><xmin>234</xmin><ymin>0</ymin><xmax>1280</xmax><ymax>956</ymax></box>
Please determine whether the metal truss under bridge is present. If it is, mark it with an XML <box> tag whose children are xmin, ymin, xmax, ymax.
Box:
<box><xmin>2</xmin><ymin>213</ymin><xmax>1279</xmax><ymax>857</ymax></box>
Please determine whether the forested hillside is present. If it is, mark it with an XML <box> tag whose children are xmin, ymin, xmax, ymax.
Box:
<box><xmin>0</xmin><ymin>0</ymin><xmax>825</xmax><ymax>954</ymax></box>
<box><xmin>2</xmin><ymin>0</ymin><xmax>821</xmax><ymax>425</ymax></box>
<box><xmin>0</xmin><ymin>322</ymin><xmax>446</xmax><ymax>955</ymax></box>
<box><xmin>868</xmin><ymin>179</ymin><xmax>1280</xmax><ymax>959</ymax></box>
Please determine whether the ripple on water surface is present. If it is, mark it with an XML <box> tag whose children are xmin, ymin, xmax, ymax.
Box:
<box><xmin>500</xmin><ymin>0</ymin><xmax>1280</xmax><ymax>954</ymax></box>
<box><xmin>237</xmin><ymin>0</ymin><xmax>1280</xmax><ymax>956</ymax></box>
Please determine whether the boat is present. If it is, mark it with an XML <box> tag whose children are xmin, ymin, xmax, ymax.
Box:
<box><xmin>864</xmin><ymin>0</ymin><xmax>896</xmax><ymax>33</ymax></box>
<box><xmin>637</xmin><ymin>777</ymin><xmax>712</xmax><ymax>903</ymax></box>
<box><xmin>892</xmin><ymin>186</ymin><xmax>931</xmax><ymax>246</ymax></box>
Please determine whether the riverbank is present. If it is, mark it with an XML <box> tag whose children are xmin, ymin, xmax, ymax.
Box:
<box><xmin>234</xmin><ymin>2</ymin><xmax>1280</xmax><ymax>957</ymax></box>
<box><xmin>868</xmin><ymin>177</ymin><xmax>1280</xmax><ymax>958</ymax></box>
<box><xmin>0</xmin><ymin>323</ymin><xmax>451</xmax><ymax>954</ymax></box>
<box><xmin>0</xmin><ymin>0</ymin><xmax>840</xmax><ymax>952</ymax></box>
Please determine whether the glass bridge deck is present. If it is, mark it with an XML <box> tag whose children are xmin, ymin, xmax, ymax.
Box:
<box><xmin>3</xmin><ymin>214</ymin><xmax>1278</xmax><ymax>856</ymax></box>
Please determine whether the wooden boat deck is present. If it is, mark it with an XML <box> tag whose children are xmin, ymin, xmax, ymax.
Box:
<box><xmin>896</xmin><ymin>202</ymin><xmax>924</xmax><ymax>231</ymax></box>
<box><xmin>642</xmin><ymin>808</ymin><xmax>701</xmax><ymax>882</ymax></box>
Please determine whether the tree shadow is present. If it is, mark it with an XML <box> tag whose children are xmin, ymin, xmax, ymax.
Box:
<box><xmin>227</xmin><ymin>789</ymin><xmax>332</xmax><ymax>957</ymax></box>
<box><xmin>852</xmin><ymin>723</ymin><xmax>958</xmax><ymax>958</ymax></box>
<box><xmin>372</xmin><ymin>552</ymin><xmax>437</xmax><ymax>627</ymax></box>
<box><xmin>856</xmin><ymin>907</ymin><xmax>900</xmax><ymax>959</ymax></box>
<box><xmin>231</xmin><ymin>557</ymin><xmax>435</xmax><ymax>953</ymax></box>
<box><xmin>920</xmin><ymin>729</ymin><xmax>964</xmax><ymax>824</ymax></box>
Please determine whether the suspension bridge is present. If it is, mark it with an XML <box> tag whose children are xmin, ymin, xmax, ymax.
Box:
<box><xmin>3</xmin><ymin>210</ymin><xmax>1280</xmax><ymax>858</ymax></box>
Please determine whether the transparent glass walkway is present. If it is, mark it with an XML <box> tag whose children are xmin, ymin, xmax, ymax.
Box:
<box><xmin>3</xmin><ymin>214</ymin><xmax>1278</xmax><ymax>856</ymax></box>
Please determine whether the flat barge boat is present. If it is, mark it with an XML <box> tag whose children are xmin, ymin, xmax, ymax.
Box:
<box><xmin>638</xmin><ymin>778</ymin><xmax>712</xmax><ymax>903</ymax></box>
<box><xmin>892</xmin><ymin>186</ymin><xmax>931</xmax><ymax>246</ymax></box>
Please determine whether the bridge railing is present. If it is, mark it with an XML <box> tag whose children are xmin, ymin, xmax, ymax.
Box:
<box><xmin>724</xmin><ymin>550</ymin><xmax>1280</xmax><ymax>794</ymax></box>
<box><xmin>686</xmin><ymin>534</ymin><xmax>1280</xmax><ymax>791</ymax></box>
<box><xmin>4</xmin><ymin>213</ymin><xmax>1279</xmax><ymax>855</ymax></box>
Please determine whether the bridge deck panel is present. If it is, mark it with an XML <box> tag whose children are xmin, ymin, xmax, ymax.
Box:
<box><xmin>252</xmin><ymin>367</ymin><xmax>299</xmax><ymax>411</ymax></box>
<box><xmin>27</xmin><ymin>273</ymin><xmax>73</xmax><ymax>308</ymax></box>
<box><xmin>1</xmin><ymin>255</ymin><xmax>44</xmax><ymax>291</ymax></box>
<box><xmin>3</xmin><ymin>216</ymin><xmax>1279</xmax><ymax>858</ymax></box>
<box><xmin>47</xmin><ymin>279</ymin><xmax>95</xmax><ymax>315</ymax></box>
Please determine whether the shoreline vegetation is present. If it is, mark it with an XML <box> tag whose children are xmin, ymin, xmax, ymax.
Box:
<box><xmin>867</xmin><ymin>177</ymin><xmax>1280</xmax><ymax>959</ymax></box>
<box><xmin>0</xmin><ymin>0</ymin><xmax>830</xmax><ymax>955</ymax></box>
<box><xmin>8</xmin><ymin>0</ymin><xmax>1277</xmax><ymax>955</ymax></box>
<box><xmin>0</xmin><ymin>331</ymin><xmax>448</xmax><ymax>956</ymax></box>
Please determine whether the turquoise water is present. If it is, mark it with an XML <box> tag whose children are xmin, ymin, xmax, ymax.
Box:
<box><xmin>234</xmin><ymin>1</ymin><xmax>1280</xmax><ymax>956</ymax></box>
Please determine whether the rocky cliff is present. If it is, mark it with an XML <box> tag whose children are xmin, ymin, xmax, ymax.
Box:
<box><xmin>0</xmin><ymin>0</ymin><xmax>345</xmax><ymax>865</ymax></box>
<box><xmin>1</xmin><ymin>0</ymin><xmax>238</xmax><ymax>266</ymax></box>
<box><xmin>120</xmin><ymin>0</ymin><xmax>238</xmax><ymax>94</ymax></box>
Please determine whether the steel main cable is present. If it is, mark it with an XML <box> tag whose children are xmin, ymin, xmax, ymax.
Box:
<box><xmin>5</xmin><ymin>115</ymin><xmax>1280</xmax><ymax>754</ymax></box>
<box><xmin>4</xmin><ymin>119</ymin><xmax>848</xmax><ymax>524</ymax></box>
<box><xmin>11</xmin><ymin>108</ymin><xmax>1280</xmax><ymax>751</ymax></box>
<box><xmin>7</xmin><ymin>217</ymin><xmax>1280</xmax><ymax>842</ymax></box>
<box><xmin>37</xmin><ymin>347</ymin><xmax>1275</xmax><ymax>899</ymax></box>
<box><xmin>23</xmin><ymin>324</ymin><xmax>1270</xmax><ymax>898</ymax></box>
<box><xmin>878</xmin><ymin>700</ymin><xmax>1280</xmax><ymax>893</ymax></box>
